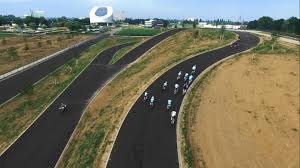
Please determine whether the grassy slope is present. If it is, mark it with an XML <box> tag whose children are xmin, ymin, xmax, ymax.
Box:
<box><xmin>0</xmin><ymin>36</ymin><xmax>145</xmax><ymax>153</ymax></box>
<box><xmin>57</xmin><ymin>29</ymin><xmax>236</xmax><ymax>168</ymax></box>
<box><xmin>0</xmin><ymin>34</ymin><xmax>92</xmax><ymax>75</ymax></box>
<box><xmin>180</xmin><ymin>38</ymin><xmax>299</xmax><ymax>168</ymax></box>
<box><xmin>115</xmin><ymin>28</ymin><xmax>162</xmax><ymax>36</ymax></box>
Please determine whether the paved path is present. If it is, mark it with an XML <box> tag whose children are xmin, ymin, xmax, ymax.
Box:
<box><xmin>0</xmin><ymin>29</ymin><xmax>183</xmax><ymax>168</ymax></box>
<box><xmin>0</xmin><ymin>34</ymin><xmax>109</xmax><ymax>105</ymax></box>
<box><xmin>107</xmin><ymin>32</ymin><xmax>260</xmax><ymax>168</ymax></box>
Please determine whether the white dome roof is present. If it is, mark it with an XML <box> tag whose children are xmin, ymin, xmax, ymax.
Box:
<box><xmin>89</xmin><ymin>6</ymin><xmax>113</xmax><ymax>24</ymax></box>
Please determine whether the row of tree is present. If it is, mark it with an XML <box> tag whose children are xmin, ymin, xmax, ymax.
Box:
<box><xmin>247</xmin><ymin>16</ymin><xmax>300</xmax><ymax>35</ymax></box>
<box><xmin>0</xmin><ymin>15</ymin><xmax>90</xmax><ymax>31</ymax></box>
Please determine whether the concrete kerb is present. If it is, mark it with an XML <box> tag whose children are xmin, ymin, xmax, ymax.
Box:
<box><xmin>102</xmin><ymin>30</ymin><xmax>238</xmax><ymax>167</ymax></box>
<box><xmin>0</xmin><ymin>42</ymin><xmax>122</xmax><ymax>157</ymax></box>
<box><xmin>176</xmin><ymin>34</ymin><xmax>262</xmax><ymax>168</ymax></box>
<box><xmin>0</xmin><ymin>35</ymin><xmax>104</xmax><ymax>81</ymax></box>
<box><xmin>54</xmin><ymin>30</ymin><xmax>174</xmax><ymax>168</ymax></box>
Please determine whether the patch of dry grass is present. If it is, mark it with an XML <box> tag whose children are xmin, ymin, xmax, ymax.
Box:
<box><xmin>182</xmin><ymin>39</ymin><xmax>299</xmax><ymax>168</ymax></box>
<box><xmin>0</xmin><ymin>34</ymin><xmax>92</xmax><ymax>75</ymax></box>
<box><xmin>56</xmin><ymin>29</ymin><xmax>236</xmax><ymax>168</ymax></box>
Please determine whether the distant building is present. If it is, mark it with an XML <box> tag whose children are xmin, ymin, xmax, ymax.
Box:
<box><xmin>198</xmin><ymin>22</ymin><xmax>242</xmax><ymax>30</ymax></box>
<box><xmin>145</xmin><ymin>19</ymin><xmax>156</xmax><ymax>28</ymax></box>
<box><xmin>89</xmin><ymin>6</ymin><xmax>113</xmax><ymax>26</ymax></box>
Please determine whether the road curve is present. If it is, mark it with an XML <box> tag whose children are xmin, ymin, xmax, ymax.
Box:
<box><xmin>107</xmin><ymin>32</ymin><xmax>260</xmax><ymax>168</ymax></box>
<box><xmin>0</xmin><ymin>29</ymin><xmax>183</xmax><ymax>168</ymax></box>
<box><xmin>0</xmin><ymin>34</ymin><xmax>109</xmax><ymax>105</ymax></box>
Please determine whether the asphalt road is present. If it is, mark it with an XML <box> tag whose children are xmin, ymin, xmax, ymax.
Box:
<box><xmin>0</xmin><ymin>29</ymin><xmax>183</xmax><ymax>168</ymax></box>
<box><xmin>0</xmin><ymin>34</ymin><xmax>109</xmax><ymax>105</ymax></box>
<box><xmin>107</xmin><ymin>32</ymin><xmax>260</xmax><ymax>168</ymax></box>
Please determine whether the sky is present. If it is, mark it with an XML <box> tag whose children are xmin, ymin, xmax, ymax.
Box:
<box><xmin>0</xmin><ymin>0</ymin><xmax>299</xmax><ymax>21</ymax></box>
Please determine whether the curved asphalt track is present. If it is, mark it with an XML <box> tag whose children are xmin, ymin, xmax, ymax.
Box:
<box><xmin>0</xmin><ymin>34</ymin><xmax>109</xmax><ymax>105</ymax></box>
<box><xmin>0</xmin><ymin>29</ymin><xmax>183</xmax><ymax>168</ymax></box>
<box><xmin>107</xmin><ymin>32</ymin><xmax>260</xmax><ymax>168</ymax></box>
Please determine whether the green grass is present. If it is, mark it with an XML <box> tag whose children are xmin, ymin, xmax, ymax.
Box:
<box><xmin>252</xmin><ymin>39</ymin><xmax>297</xmax><ymax>54</ymax></box>
<box><xmin>0</xmin><ymin>36</ymin><xmax>144</xmax><ymax>153</ymax></box>
<box><xmin>115</xmin><ymin>28</ymin><xmax>162</xmax><ymax>36</ymax></box>
<box><xmin>109</xmin><ymin>45</ymin><xmax>135</xmax><ymax>64</ymax></box>
<box><xmin>0</xmin><ymin>32</ymin><xmax>16</xmax><ymax>38</ymax></box>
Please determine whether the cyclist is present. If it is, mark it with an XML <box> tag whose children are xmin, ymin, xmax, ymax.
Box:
<box><xmin>192</xmin><ymin>65</ymin><xmax>197</xmax><ymax>74</ymax></box>
<box><xmin>150</xmin><ymin>96</ymin><xmax>155</xmax><ymax>107</ymax></box>
<box><xmin>177</xmin><ymin>71</ymin><xmax>182</xmax><ymax>80</ymax></box>
<box><xmin>174</xmin><ymin>83</ymin><xmax>179</xmax><ymax>94</ymax></box>
<box><xmin>167</xmin><ymin>99</ymin><xmax>172</xmax><ymax>110</ymax></box>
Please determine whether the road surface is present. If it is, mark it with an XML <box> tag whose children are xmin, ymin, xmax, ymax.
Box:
<box><xmin>0</xmin><ymin>34</ymin><xmax>109</xmax><ymax>105</ymax></box>
<box><xmin>107</xmin><ymin>32</ymin><xmax>260</xmax><ymax>168</ymax></box>
<box><xmin>0</xmin><ymin>29</ymin><xmax>183</xmax><ymax>168</ymax></box>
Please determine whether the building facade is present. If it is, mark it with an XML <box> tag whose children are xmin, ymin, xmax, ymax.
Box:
<box><xmin>89</xmin><ymin>6</ymin><xmax>113</xmax><ymax>26</ymax></box>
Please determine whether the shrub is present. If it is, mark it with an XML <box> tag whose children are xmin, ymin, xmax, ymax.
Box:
<box><xmin>7</xmin><ymin>47</ymin><xmax>18</xmax><ymax>60</ymax></box>
<box><xmin>24</xmin><ymin>43</ymin><xmax>29</xmax><ymax>50</ymax></box>
<box><xmin>37</xmin><ymin>41</ymin><xmax>42</xmax><ymax>48</ymax></box>
<box><xmin>46</xmin><ymin>40</ymin><xmax>52</xmax><ymax>45</ymax></box>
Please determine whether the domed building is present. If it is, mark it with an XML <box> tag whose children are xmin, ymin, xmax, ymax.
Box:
<box><xmin>89</xmin><ymin>6</ymin><xmax>113</xmax><ymax>26</ymax></box>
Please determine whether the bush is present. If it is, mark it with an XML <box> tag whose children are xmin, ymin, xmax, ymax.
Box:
<box><xmin>24</xmin><ymin>43</ymin><xmax>29</xmax><ymax>50</ymax></box>
<box><xmin>46</xmin><ymin>40</ymin><xmax>52</xmax><ymax>45</ymax></box>
<box><xmin>7</xmin><ymin>47</ymin><xmax>18</xmax><ymax>60</ymax></box>
<box><xmin>37</xmin><ymin>41</ymin><xmax>42</xmax><ymax>48</ymax></box>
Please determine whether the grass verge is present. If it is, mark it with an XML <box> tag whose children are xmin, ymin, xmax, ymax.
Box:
<box><xmin>115</xmin><ymin>28</ymin><xmax>162</xmax><ymax>36</ymax></box>
<box><xmin>0</xmin><ymin>36</ymin><xmax>145</xmax><ymax>153</ymax></box>
<box><xmin>179</xmin><ymin>37</ymin><xmax>298</xmax><ymax>168</ymax></box>
<box><xmin>56</xmin><ymin>29</ymin><xmax>236</xmax><ymax>168</ymax></box>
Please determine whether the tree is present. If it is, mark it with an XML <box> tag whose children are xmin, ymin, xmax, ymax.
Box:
<box><xmin>7</xmin><ymin>47</ymin><xmax>18</xmax><ymax>60</ymax></box>
<box><xmin>28</xmin><ymin>22</ymin><xmax>37</xmax><ymax>30</ymax></box>
<box><xmin>220</xmin><ymin>26</ymin><xmax>226</xmax><ymax>40</ymax></box>
<box><xmin>247</xmin><ymin>20</ymin><xmax>258</xmax><ymax>29</ymax></box>
<box><xmin>272</xmin><ymin>19</ymin><xmax>284</xmax><ymax>31</ymax></box>
<box><xmin>193</xmin><ymin>20</ymin><xmax>197</xmax><ymax>28</ymax></box>
<box><xmin>257</xmin><ymin>16</ymin><xmax>273</xmax><ymax>30</ymax></box>
<box><xmin>66</xmin><ymin>20</ymin><xmax>82</xmax><ymax>31</ymax></box>
<box><xmin>193</xmin><ymin>30</ymin><xmax>199</xmax><ymax>43</ymax></box>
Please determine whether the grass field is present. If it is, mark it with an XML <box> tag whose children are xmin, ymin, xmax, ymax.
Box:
<box><xmin>115</xmin><ymin>28</ymin><xmax>162</xmax><ymax>36</ymax></box>
<box><xmin>0</xmin><ymin>36</ymin><xmax>145</xmax><ymax>154</ymax></box>
<box><xmin>56</xmin><ymin>29</ymin><xmax>236</xmax><ymax>168</ymax></box>
<box><xmin>180</xmin><ymin>38</ymin><xmax>299</xmax><ymax>168</ymax></box>
<box><xmin>0</xmin><ymin>34</ymin><xmax>92</xmax><ymax>75</ymax></box>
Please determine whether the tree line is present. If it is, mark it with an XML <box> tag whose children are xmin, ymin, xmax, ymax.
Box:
<box><xmin>0</xmin><ymin>15</ymin><xmax>90</xmax><ymax>31</ymax></box>
<box><xmin>247</xmin><ymin>16</ymin><xmax>300</xmax><ymax>35</ymax></box>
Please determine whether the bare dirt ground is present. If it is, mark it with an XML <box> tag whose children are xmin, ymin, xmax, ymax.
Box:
<box><xmin>0</xmin><ymin>34</ymin><xmax>92</xmax><ymax>74</ymax></box>
<box><xmin>189</xmin><ymin>51</ymin><xmax>299</xmax><ymax>168</ymax></box>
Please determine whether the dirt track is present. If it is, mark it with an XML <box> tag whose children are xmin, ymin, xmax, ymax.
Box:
<box><xmin>107</xmin><ymin>32</ymin><xmax>259</xmax><ymax>168</ymax></box>
<box><xmin>190</xmin><ymin>53</ymin><xmax>299</xmax><ymax>168</ymax></box>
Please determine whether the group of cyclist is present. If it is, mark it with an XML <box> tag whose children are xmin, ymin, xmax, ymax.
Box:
<box><xmin>143</xmin><ymin>64</ymin><xmax>197</xmax><ymax>125</ymax></box>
